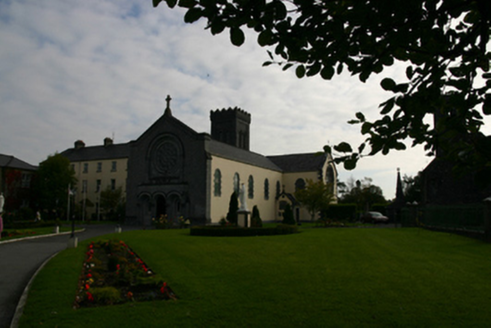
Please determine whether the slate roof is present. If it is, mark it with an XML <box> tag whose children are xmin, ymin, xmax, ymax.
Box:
<box><xmin>60</xmin><ymin>143</ymin><xmax>131</xmax><ymax>162</ymax></box>
<box><xmin>207</xmin><ymin>139</ymin><xmax>283</xmax><ymax>172</ymax></box>
<box><xmin>267</xmin><ymin>152</ymin><xmax>326</xmax><ymax>172</ymax></box>
<box><xmin>0</xmin><ymin>154</ymin><xmax>37</xmax><ymax>171</ymax></box>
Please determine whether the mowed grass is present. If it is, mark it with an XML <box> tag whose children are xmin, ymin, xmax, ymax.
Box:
<box><xmin>0</xmin><ymin>226</ymin><xmax>76</xmax><ymax>241</ymax></box>
<box><xmin>19</xmin><ymin>228</ymin><xmax>491</xmax><ymax>327</ymax></box>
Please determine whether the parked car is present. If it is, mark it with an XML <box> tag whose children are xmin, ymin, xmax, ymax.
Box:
<box><xmin>361</xmin><ymin>211</ymin><xmax>389</xmax><ymax>224</ymax></box>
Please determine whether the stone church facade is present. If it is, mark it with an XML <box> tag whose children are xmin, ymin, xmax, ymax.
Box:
<box><xmin>63</xmin><ymin>98</ymin><xmax>337</xmax><ymax>226</ymax></box>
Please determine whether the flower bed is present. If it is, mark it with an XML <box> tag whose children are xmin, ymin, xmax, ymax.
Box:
<box><xmin>1</xmin><ymin>230</ymin><xmax>37</xmax><ymax>238</ymax></box>
<box><xmin>74</xmin><ymin>239</ymin><xmax>176</xmax><ymax>308</ymax></box>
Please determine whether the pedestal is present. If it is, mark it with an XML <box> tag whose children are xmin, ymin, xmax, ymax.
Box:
<box><xmin>115</xmin><ymin>225</ymin><xmax>122</xmax><ymax>233</ymax></box>
<box><xmin>68</xmin><ymin>237</ymin><xmax>78</xmax><ymax>248</ymax></box>
<box><xmin>53</xmin><ymin>226</ymin><xmax>59</xmax><ymax>234</ymax></box>
<box><xmin>237</xmin><ymin>210</ymin><xmax>251</xmax><ymax>228</ymax></box>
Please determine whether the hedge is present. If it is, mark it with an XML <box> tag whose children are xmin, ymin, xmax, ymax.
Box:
<box><xmin>322</xmin><ymin>204</ymin><xmax>357</xmax><ymax>221</ymax></box>
<box><xmin>190</xmin><ymin>224</ymin><xmax>299</xmax><ymax>237</ymax></box>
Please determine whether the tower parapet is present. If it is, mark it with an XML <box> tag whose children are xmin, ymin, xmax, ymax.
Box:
<box><xmin>210</xmin><ymin>107</ymin><xmax>251</xmax><ymax>150</ymax></box>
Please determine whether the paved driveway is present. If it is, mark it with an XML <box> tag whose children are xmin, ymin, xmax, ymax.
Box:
<box><xmin>0</xmin><ymin>224</ymin><xmax>141</xmax><ymax>328</ymax></box>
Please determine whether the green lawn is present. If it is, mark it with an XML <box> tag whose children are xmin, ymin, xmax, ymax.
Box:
<box><xmin>19</xmin><ymin>228</ymin><xmax>491</xmax><ymax>327</ymax></box>
<box><xmin>0</xmin><ymin>226</ymin><xmax>77</xmax><ymax>241</ymax></box>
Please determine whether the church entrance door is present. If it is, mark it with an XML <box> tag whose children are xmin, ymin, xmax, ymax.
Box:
<box><xmin>155</xmin><ymin>195</ymin><xmax>166</xmax><ymax>219</ymax></box>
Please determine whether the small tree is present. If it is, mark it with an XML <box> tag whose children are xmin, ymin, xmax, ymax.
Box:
<box><xmin>251</xmin><ymin>205</ymin><xmax>262</xmax><ymax>228</ymax></box>
<box><xmin>31</xmin><ymin>153</ymin><xmax>76</xmax><ymax>219</ymax></box>
<box><xmin>100</xmin><ymin>186</ymin><xmax>125</xmax><ymax>221</ymax></box>
<box><xmin>294</xmin><ymin>179</ymin><xmax>335</xmax><ymax>222</ymax></box>
<box><xmin>282</xmin><ymin>203</ymin><xmax>295</xmax><ymax>225</ymax></box>
<box><xmin>226</xmin><ymin>192</ymin><xmax>238</xmax><ymax>225</ymax></box>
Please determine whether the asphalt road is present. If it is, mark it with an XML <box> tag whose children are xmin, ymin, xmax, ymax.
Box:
<box><xmin>0</xmin><ymin>224</ymin><xmax>141</xmax><ymax>328</ymax></box>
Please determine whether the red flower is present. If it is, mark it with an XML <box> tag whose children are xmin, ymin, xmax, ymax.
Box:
<box><xmin>87</xmin><ymin>273</ymin><xmax>92</xmax><ymax>278</ymax></box>
<box><xmin>160</xmin><ymin>282</ymin><xmax>167</xmax><ymax>294</ymax></box>
<box><xmin>85</xmin><ymin>284</ymin><xmax>90</xmax><ymax>290</ymax></box>
<box><xmin>86</xmin><ymin>292</ymin><xmax>94</xmax><ymax>302</ymax></box>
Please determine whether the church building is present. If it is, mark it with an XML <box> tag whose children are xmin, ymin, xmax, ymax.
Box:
<box><xmin>62</xmin><ymin>96</ymin><xmax>337</xmax><ymax>226</ymax></box>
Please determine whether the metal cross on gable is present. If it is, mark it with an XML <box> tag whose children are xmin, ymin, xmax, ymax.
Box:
<box><xmin>165</xmin><ymin>95</ymin><xmax>172</xmax><ymax>109</ymax></box>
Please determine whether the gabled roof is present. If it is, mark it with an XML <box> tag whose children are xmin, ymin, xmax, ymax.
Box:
<box><xmin>136</xmin><ymin>112</ymin><xmax>200</xmax><ymax>143</ymax></box>
<box><xmin>267</xmin><ymin>152</ymin><xmax>327</xmax><ymax>172</ymax></box>
<box><xmin>0</xmin><ymin>154</ymin><xmax>37</xmax><ymax>171</ymax></box>
<box><xmin>60</xmin><ymin>143</ymin><xmax>131</xmax><ymax>162</ymax></box>
<box><xmin>207</xmin><ymin>140</ymin><xmax>283</xmax><ymax>172</ymax></box>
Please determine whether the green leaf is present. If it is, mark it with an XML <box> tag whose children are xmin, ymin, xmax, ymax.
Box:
<box><xmin>210</xmin><ymin>21</ymin><xmax>225</xmax><ymax>35</ymax></box>
<box><xmin>406</xmin><ymin>66</ymin><xmax>414</xmax><ymax>79</ymax></box>
<box><xmin>273</xmin><ymin>0</ymin><xmax>287</xmax><ymax>20</ymax></box>
<box><xmin>323</xmin><ymin>145</ymin><xmax>332</xmax><ymax>154</ymax></box>
<box><xmin>320</xmin><ymin>66</ymin><xmax>335</xmax><ymax>80</ymax></box>
<box><xmin>296</xmin><ymin>65</ymin><xmax>306</xmax><ymax>78</ymax></box>
<box><xmin>282</xmin><ymin>63</ymin><xmax>293</xmax><ymax>71</ymax></box>
<box><xmin>359</xmin><ymin>70</ymin><xmax>371</xmax><ymax>83</ymax></box>
<box><xmin>343</xmin><ymin>158</ymin><xmax>357</xmax><ymax>170</ymax></box>
<box><xmin>184</xmin><ymin>7</ymin><xmax>203</xmax><ymax>23</ymax></box>
<box><xmin>483</xmin><ymin>98</ymin><xmax>491</xmax><ymax>115</ymax></box>
<box><xmin>178</xmin><ymin>0</ymin><xmax>196</xmax><ymax>8</ymax></box>
<box><xmin>394</xmin><ymin>142</ymin><xmax>407</xmax><ymax>150</ymax></box>
<box><xmin>230</xmin><ymin>27</ymin><xmax>245</xmax><ymax>46</ymax></box>
<box><xmin>361</xmin><ymin>122</ymin><xmax>372</xmax><ymax>134</ymax></box>
<box><xmin>306</xmin><ymin>62</ymin><xmax>321</xmax><ymax>77</ymax></box>
<box><xmin>262</xmin><ymin>61</ymin><xmax>274</xmax><ymax>67</ymax></box>
<box><xmin>355</xmin><ymin>112</ymin><xmax>365</xmax><ymax>122</ymax></box>
<box><xmin>379</xmin><ymin>97</ymin><xmax>395</xmax><ymax>114</ymax></box>
<box><xmin>258</xmin><ymin>30</ymin><xmax>274</xmax><ymax>47</ymax></box>
<box><xmin>337</xmin><ymin>63</ymin><xmax>344</xmax><ymax>75</ymax></box>
<box><xmin>381</xmin><ymin>78</ymin><xmax>396</xmax><ymax>91</ymax></box>
<box><xmin>334</xmin><ymin>142</ymin><xmax>353</xmax><ymax>153</ymax></box>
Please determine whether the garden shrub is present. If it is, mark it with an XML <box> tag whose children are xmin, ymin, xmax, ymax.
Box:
<box><xmin>90</xmin><ymin>287</ymin><xmax>121</xmax><ymax>305</ymax></box>
<box><xmin>226</xmin><ymin>192</ymin><xmax>238</xmax><ymax>225</ymax></box>
<box><xmin>251</xmin><ymin>205</ymin><xmax>263</xmax><ymax>227</ymax></box>
<box><xmin>322</xmin><ymin>204</ymin><xmax>357</xmax><ymax>222</ymax></box>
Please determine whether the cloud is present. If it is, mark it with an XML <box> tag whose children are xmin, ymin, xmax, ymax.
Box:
<box><xmin>1</xmin><ymin>0</ymin><xmax>487</xmax><ymax>200</ymax></box>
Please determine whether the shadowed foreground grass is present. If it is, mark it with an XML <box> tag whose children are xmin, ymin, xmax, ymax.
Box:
<box><xmin>19</xmin><ymin>228</ymin><xmax>491</xmax><ymax>327</ymax></box>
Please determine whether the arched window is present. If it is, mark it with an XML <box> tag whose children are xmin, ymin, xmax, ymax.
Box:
<box><xmin>295</xmin><ymin>178</ymin><xmax>306</xmax><ymax>191</ymax></box>
<box><xmin>326</xmin><ymin>166</ymin><xmax>334</xmax><ymax>183</ymax></box>
<box><xmin>214</xmin><ymin>169</ymin><xmax>221</xmax><ymax>197</ymax></box>
<box><xmin>264</xmin><ymin>178</ymin><xmax>269</xmax><ymax>200</ymax></box>
<box><xmin>233</xmin><ymin>173</ymin><xmax>240</xmax><ymax>195</ymax></box>
<box><xmin>248</xmin><ymin>175</ymin><xmax>254</xmax><ymax>199</ymax></box>
<box><xmin>325</xmin><ymin>165</ymin><xmax>335</xmax><ymax>193</ymax></box>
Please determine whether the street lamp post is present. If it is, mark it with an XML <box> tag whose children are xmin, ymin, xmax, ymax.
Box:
<box><xmin>67</xmin><ymin>184</ymin><xmax>78</xmax><ymax>248</ymax></box>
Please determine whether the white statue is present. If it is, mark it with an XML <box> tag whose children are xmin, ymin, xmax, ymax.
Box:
<box><xmin>0</xmin><ymin>193</ymin><xmax>4</xmax><ymax>214</ymax></box>
<box><xmin>238</xmin><ymin>183</ymin><xmax>248</xmax><ymax>211</ymax></box>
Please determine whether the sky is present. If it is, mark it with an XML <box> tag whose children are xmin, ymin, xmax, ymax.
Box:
<box><xmin>1</xmin><ymin>0</ymin><xmax>487</xmax><ymax>199</ymax></box>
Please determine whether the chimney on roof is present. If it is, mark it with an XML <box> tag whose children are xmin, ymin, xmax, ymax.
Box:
<box><xmin>74</xmin><ymin>140</ymin><xmax>85</xmax><ymax>150</ymax></box>
<box><xmin>104</xmin><ymin>137</ymin><xmax>113</xmax><ymax>147</ymax></box>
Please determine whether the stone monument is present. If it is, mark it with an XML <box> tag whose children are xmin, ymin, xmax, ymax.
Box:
<box><xmin>237</xmin><ymin>183</ymin><xmax>250</xmax><ymax>227</ymax></box>
<box><xmin>0</xmin><ymin>193</ymin><xmax>4</xmax><ymax>214</ymax></box>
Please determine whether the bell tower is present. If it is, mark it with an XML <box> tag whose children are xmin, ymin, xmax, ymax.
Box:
<box><xmin>210</xmin><ymin>107</ymin><xmax>251</xmax><ymax>151</ymax></box>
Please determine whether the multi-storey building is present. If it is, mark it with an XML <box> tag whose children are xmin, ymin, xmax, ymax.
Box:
<box><xmin>0</xmin><ymin>154</ymin><xmax>37</xmax><ymax>211</ymax></box>
<box><xmin>61</xmin><ymin>98</ymin><xmax>337</xmax><ymax>225</ymax></box>
<box><xmin>61</xmin><ymin>138</ymin><xmax>129</xmax><ymax>220</ymax></box>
